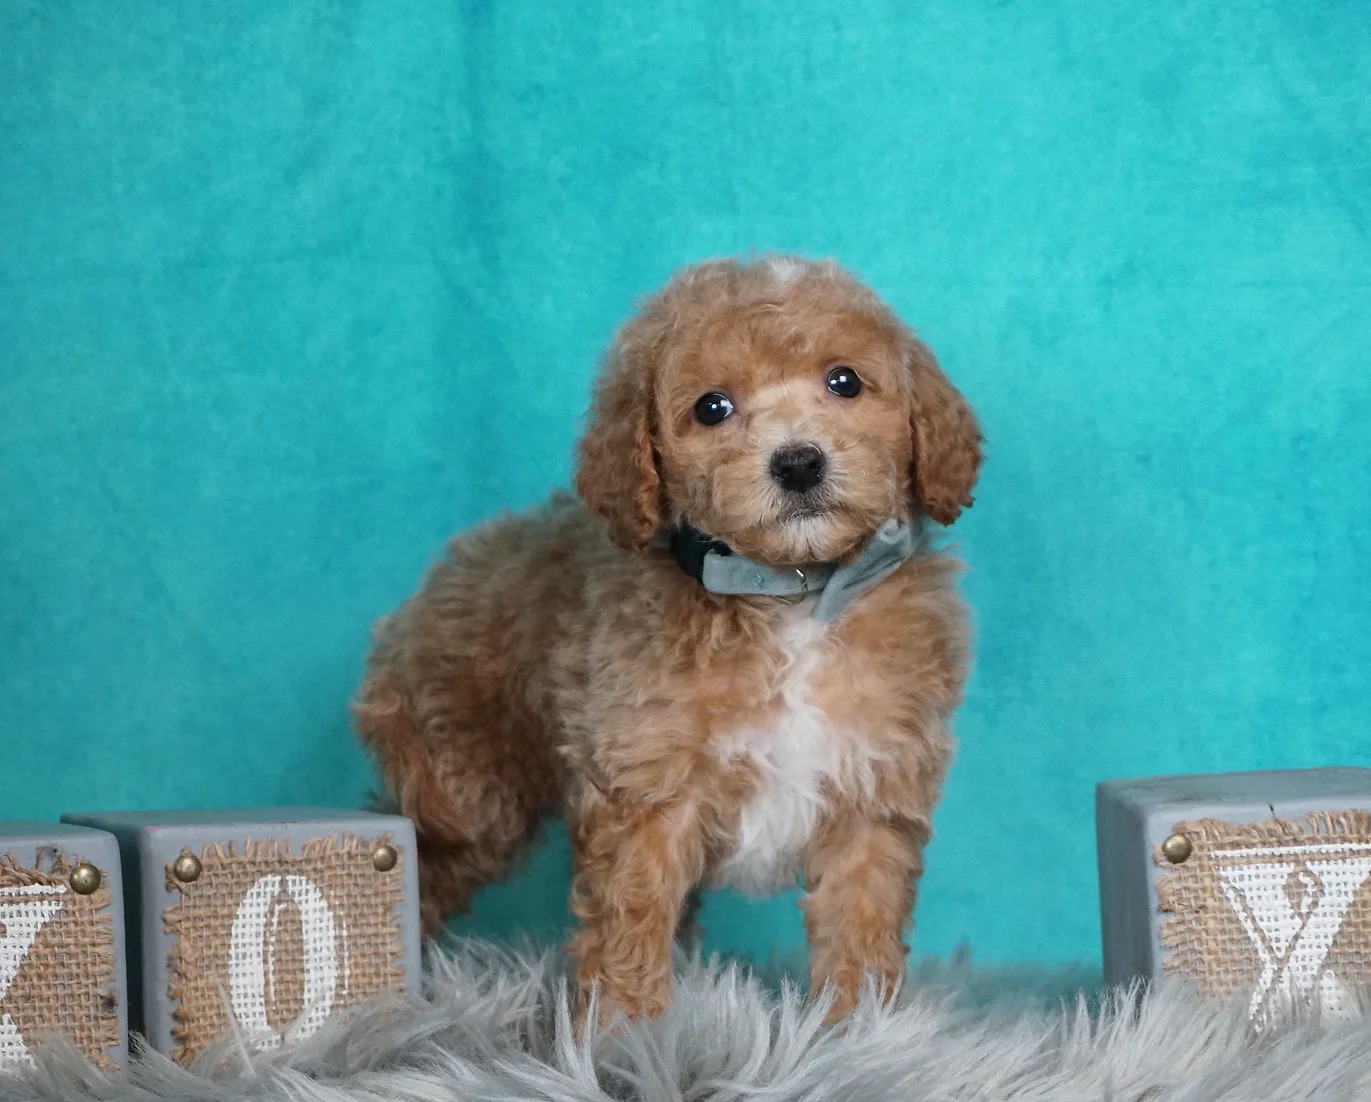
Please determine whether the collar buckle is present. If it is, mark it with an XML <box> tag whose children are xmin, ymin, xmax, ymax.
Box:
<box><xmin>778</xmin><ymin>568</ymin><xmax>809</xmax><ymax>605</ymax></box>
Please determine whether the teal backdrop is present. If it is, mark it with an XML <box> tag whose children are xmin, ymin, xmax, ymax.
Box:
<box><xmin>3</xmin><ymin>2</ymin><xmax>1369</xmax><ymax>971</ymax></box>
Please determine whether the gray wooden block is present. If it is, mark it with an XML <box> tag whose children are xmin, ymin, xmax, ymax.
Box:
<box><xmin>0</xmin><ymin>821</ymin><xmax>127</xmax><ymax>1071</ymax></box>
<box><xmin>1097</xmin><ymin>767</ymin><xmax>1371</xmax><ymax>1027</ymax></box>
<box><xmin>61</xmin><ymin>807</ymin><xmax>420</xmax><ymax>1065</ymax></box>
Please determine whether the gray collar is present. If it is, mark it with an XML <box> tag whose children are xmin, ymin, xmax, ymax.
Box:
<box><xmin>667</xmin><ymin>517</ymin><xmax>919</xmax><ymax>623</ymax></box>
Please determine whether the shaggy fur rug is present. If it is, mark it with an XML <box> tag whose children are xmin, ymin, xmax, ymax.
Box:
<box><xmin>6</xmin><ymin>940</ymin><xmax>1370</xmax><ymax>1101</ymax></box>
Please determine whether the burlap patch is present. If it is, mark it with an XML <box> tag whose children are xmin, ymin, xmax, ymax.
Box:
<box><xmin>0</xmin><ymin>852</ymin><xmax>119</xmax><ymax>1071</ymax></box>
<box><xmin>1156</xmin><ymin>811</ymin><xmax>1371</xmax><ymax>1028</ymax></box>
<box><xmin>163</xmin><ymin>833</ymin><xmax>405</xmax><ymax>1066</ymax></box>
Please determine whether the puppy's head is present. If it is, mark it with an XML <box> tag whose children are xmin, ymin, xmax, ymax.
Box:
<box><xmin>576</xmin><ymin>256</ymin><xmax>981</xmax><ymax>564</ymax></box>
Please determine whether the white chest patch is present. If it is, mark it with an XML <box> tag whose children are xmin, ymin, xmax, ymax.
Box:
<box><xmin>709</xmin><ymin>609</ymin><xmax>881</xmax><ymax>896</ymax></box>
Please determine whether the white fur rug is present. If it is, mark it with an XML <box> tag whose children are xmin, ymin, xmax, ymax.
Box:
<box><xmin>6</xmin><ymin>940</ymin><xmax>1371</xmax><ymax>1101</ymax></box>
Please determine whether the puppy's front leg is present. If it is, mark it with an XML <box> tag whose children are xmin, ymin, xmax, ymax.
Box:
<box><xmin>567</xmin><ymin>796</ymin><xmax>704</xmax><ymax>1027</ymax></box>
<box><xmin>801</xmin><ymin>813</ymin><xmax>925</xmax><ymax>1023</ymax></box>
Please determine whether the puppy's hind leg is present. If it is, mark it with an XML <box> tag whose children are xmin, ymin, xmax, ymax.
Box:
<box><xmin>353</xmin><ymin>665</ymin><xmax>553</xmax><ymax>937</ymax></box>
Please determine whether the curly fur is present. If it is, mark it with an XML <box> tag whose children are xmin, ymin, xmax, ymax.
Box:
<box><xmin>352</xmin><ymin>255</ymin><xmax>984</xmax><ymax>1026</ymax></box>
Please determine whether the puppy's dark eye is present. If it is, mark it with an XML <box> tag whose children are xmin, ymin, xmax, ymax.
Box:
<box><xmin>694</xmin><ymin>392</ymin><xmax>735</xmax><ymax>426</ymax></box>
<box><xmin>826</xmin><ymin>366</ymin><xmax>863</xmax><ymax>398</ymax></box>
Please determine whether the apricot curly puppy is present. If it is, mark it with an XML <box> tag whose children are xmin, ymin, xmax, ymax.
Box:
<box><xmin>353</xmin><ymin>255</ymin><xmax>982</xmax><ymax>1026</ymax></box>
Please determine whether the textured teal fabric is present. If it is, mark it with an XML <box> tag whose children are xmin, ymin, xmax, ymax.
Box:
<box><xmin>3</xmin><ymin>2</ymin><xmax>1369</xmax><ymax>970</ymax></box>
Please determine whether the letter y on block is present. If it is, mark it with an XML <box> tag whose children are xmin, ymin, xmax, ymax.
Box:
<box><xmin>1219</xmin><ymin>848</ymin><xmax>1371</xmax><ymax>1028</ymax></box>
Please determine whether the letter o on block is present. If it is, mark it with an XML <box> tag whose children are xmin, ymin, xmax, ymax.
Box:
<box><xmin>61</xmin><ymin>808</ymin><xmax>420</xmax><ymax>1065</ymax></box>
<box><xmin>228</xmin><ymin>874</ymin><xmax>341</xmax><ymax>1049</ymax></box>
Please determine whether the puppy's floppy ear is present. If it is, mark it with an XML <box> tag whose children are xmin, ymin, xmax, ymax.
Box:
<box><xmin>575</xmin><ymin>313</ymin><xmax>665</xmax><ymax>550</ymax></box>
<box><xmin>907</xmin><ymin>336</ymin><xmax>982</xmax><ymax>525</ymax></box>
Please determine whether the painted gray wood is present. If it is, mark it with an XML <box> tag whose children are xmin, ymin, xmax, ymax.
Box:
<box><xmin>60</xmin><ymin>807</ymin><xmax>420</xmax><ymax>1059</ymax></box>
<box><xmin>0</xmin><ymin>821</ymin><xmax>128</xmax><ymax>1070</ymax></box>
<box><xmin>1095</xmin><ymin>767</ymin><xmax>1371</xmax><ymax>990</ymax></box>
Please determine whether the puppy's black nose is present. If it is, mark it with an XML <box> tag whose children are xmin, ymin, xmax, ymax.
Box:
<box><xmin>769</xmin><ymin>443</ymin><xmax>826</xmax><ymax>492</ymax></box>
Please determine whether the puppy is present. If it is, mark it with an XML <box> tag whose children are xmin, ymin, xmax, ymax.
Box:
<box><xmin>353</xmin><ymin>255</ymin><xmax>982</xmax><ymax>1025</ymax></box>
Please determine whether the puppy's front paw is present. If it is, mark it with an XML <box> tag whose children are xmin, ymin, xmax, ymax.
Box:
<box><xmin>573</xmin><ymin>975</ymin><xmax>671</xmax><ymax>1035</ymax></box>
<box><xmin>815</xmin><ymin>965</ymin><xmax>902</xmax><ymax>1026</ymax></box>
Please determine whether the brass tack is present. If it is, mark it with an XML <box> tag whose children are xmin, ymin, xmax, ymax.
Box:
<box><xmin>1161</xmin><ymin>833</ymin><xmax>1193</xmax><ymax>864</ymax></box>
<box><xmin>371</xmin><ymin>843</ymin><xmax>398</xmax><ymax>872</ymax></box>
<box><xmin>69</xmin><ymin>862</ymin><xmax>102</xmax><ymax>895</ymax></box>
<box><xmin>172</xmin><ymin>852</ymin><xmax>203</xmax><ymax>883</ymax></box>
